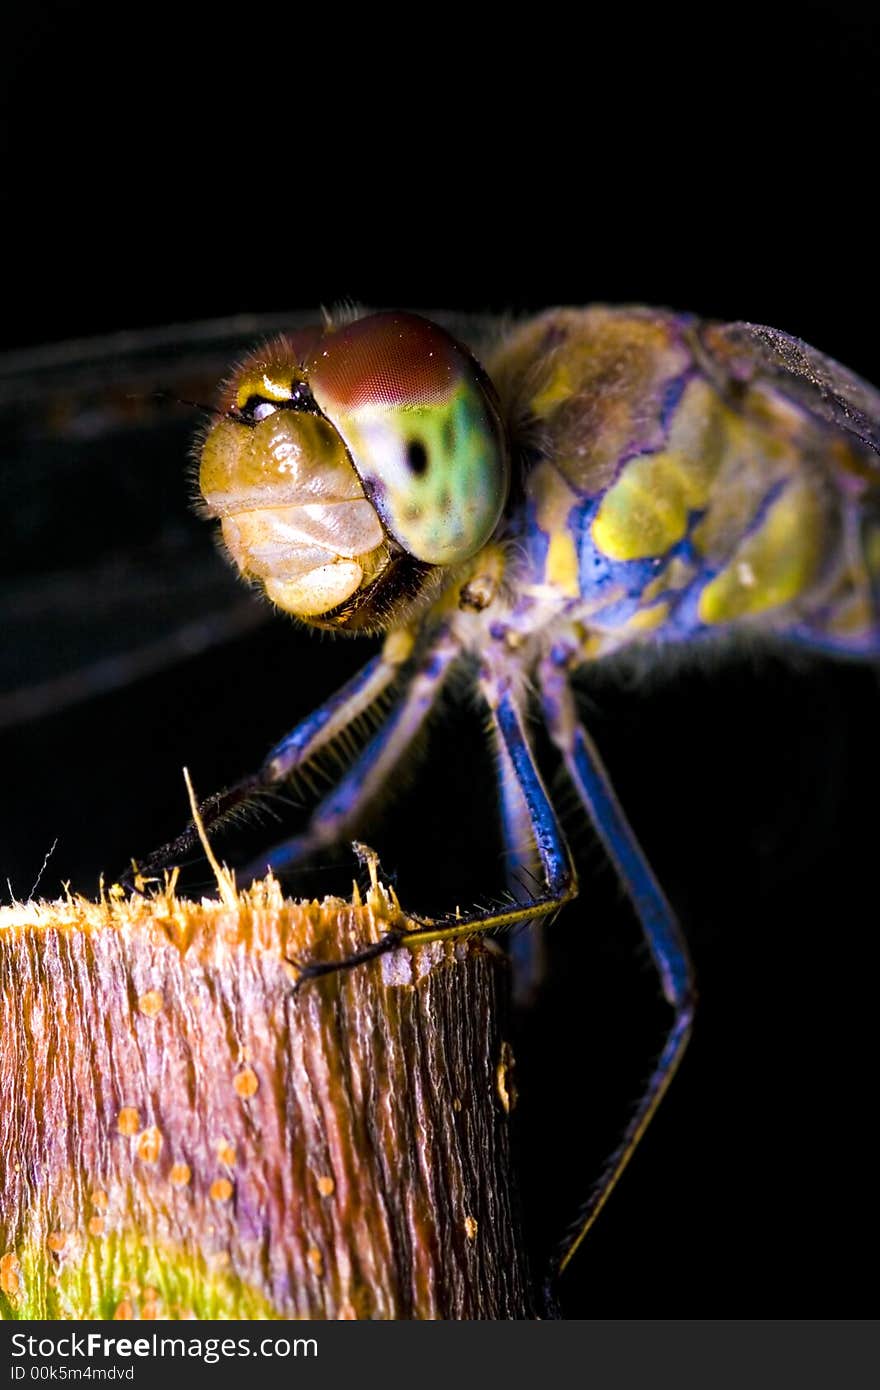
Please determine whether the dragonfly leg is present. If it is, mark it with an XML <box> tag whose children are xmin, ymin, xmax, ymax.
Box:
<box><xmin>497</xmin><ymin>731</ymin><xmax>547</xmax><ymax>1002</ymax></box>
<box><xmin>241</xmin><ymin>631</ymin><xmax>462</xmax><ymax>881</ymax></box>
<box><xmin>539</xmin><ymin>651</ymin><xmax>696</xmax><ymax>1276</ymax></box>
<box><xmin>263</xmin><ymin>629</ymin><xmax>417</xmax><ymax>781</ymax></box>
<box><xmin>130</xmin><ymin>630</ymin><xmax>415</xmax><ymax>880</ymax></box>
<box><xmin>294</xmin><ymin>683</ymin><xmax>576</xmax><ymax>983</ymax></box>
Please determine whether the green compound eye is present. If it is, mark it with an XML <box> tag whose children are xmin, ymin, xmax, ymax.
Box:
<box><xmin>305</xmin><ymin>312</ymin><xmax>510</xmax><ymax>565</ymax></box>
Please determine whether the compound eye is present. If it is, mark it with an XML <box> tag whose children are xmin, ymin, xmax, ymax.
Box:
<box><xmin>305</xmin><ymin>312</ymin><xmax>509</xmax><ymax>565</ymax></box>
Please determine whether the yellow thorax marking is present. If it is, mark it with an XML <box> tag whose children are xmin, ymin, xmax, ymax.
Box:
<box><xmin>531</xmin><ymin>460</ymin><xmax>581</xmax><ymax>598</ymax></box>
<box><xmin>530</xmin><ymin>358</ymin><xmax>575</xmax><ymax>415</ymax></box>
<box><xmin>698</xmin><ymin>475</ymin><xmax>825</xmax><ymax>623</ymax></box>
<box><xmin>590</xmin><ymin>379</ymin><xmax>722</xmax><ymax>562</ymax></box>
<box><xmin>624</xmin><ymin>601</ymin><xmax>671</xmax><ymax>632</ymax></box>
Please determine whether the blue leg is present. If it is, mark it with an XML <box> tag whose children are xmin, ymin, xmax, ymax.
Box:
<box><xmin>496</xmin><ymin>735</ymin><xmax>547</xmax><ymax>1002</ymax></box>
<box><xmin>540</xmin><ymin>653</ymin><xmax>696</xmax><ymax>1272</ymax></box>
<box><xmin>488</xmin><ymin>688</ymin><xmax>572</xmax><ymax>900</ymax></box>
<box><xmin>264</xmin><ymin>629</ymin><xmax>416</xmax><ymax>780</ymax></box>
<box><xmin>293</xmin><ymin>682</ymin><xmax>576</xmax><ymax>982</ymax></box>
<box><xmin>132</xmin><ymin>631</ymin><xmax>414</xmax><ymax>880</ymax></box>
<box><xmin>244</xmin><ymin>634</ymin><xmax>461</xmax><ymax>880</ymax></box>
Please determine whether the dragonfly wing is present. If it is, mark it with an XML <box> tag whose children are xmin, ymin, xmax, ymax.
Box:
<box><xmin>0</xmin><ymin>548</ymin><xmax>266</xmax><ymax>731</ymax></box>
<box><xmin>0</xmin><ymin>316</ymin><xmax>313</xmax><ymax>727</ymax></box>
<box><xmin>694</xmin><ymin>320</ymin><xmax>880</xmax><ymax>462</ymax></box>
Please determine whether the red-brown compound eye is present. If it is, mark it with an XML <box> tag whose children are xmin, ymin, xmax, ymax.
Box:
<box><xmin>305</xmin><ymin>312</ymin><xmax>469</xmax><ymax>411</ymax></box>
<box><xmin>303</xmin><ymin>312</ymin><xmax>509</xmax><ymax>566</ymax></box>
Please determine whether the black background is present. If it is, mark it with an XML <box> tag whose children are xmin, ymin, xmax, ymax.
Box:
<box><xmin>1</xmin><ymin>3</ymin><xmax>877</xmax><ymax>1318</ymax></box>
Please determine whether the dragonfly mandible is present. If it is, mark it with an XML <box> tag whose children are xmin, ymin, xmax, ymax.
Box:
<box><xmin>123</xmin><ymin>305</ymin><xmax>880</xmax><ymax>1277</ymax></box>
<box><xmin>1</xmin><ymin>307</ymin><xmax>877</xmax><ymax>1306</ymax></box>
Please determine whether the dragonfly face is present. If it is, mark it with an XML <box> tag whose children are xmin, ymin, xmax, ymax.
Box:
<box><xmin>200</xmin><ymin>312</ymin><xmax>509</xmax><ymax>629</ymax></box>
<box><xmin>1</xmin><ymin>309</ymin><xmax>877</xmax><ymax>1311</ymax></box>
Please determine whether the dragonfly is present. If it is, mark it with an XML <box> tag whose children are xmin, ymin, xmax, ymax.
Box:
<box><xmin>1</xmin><ymin>307</ymin><xmax>878</xmax><ymax>1309</ymax></box>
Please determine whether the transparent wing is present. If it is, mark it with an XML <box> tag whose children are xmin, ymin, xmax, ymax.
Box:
<box><xmin>0</xmin><ymin>314</ymin><xmax>327</xmax><ymax>729</ymax></box>
<box><xmin>695</xmin><ymin>319</ymin><xmax>880</xmax><ymax>464</ymax></box>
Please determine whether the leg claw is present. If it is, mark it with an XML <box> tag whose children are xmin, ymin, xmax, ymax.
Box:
<box><xmin>285</xmin><ymin>928</ymin><xmax>406</xmax><ymax>992</ymax></box>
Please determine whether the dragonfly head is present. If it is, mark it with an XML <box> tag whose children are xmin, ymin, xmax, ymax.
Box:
<box><xmin>198</xmin><ymin>312</ymin><xmax>510</xmax><ymax>632</ymax></box>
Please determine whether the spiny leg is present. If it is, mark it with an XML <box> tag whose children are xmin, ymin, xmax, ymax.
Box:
<box><xmin>242</xmin><ymin>631</ymin><xmax>462</xmax><ymax>882</ymax></box>
<box><xmin>130</xmin><ymin>630</ymin><xmax>415</xmax><ymax>880</ymax></box>
<box><xmin>264</xmin><ymin>629</ymin><xmax>416</xmax><ymax>782</ymax></box>
<box><xmin>294</xmin><ymin>681</ymin><xmax>577</xmax><ymax>983</ymax></box>
<box><xmin>539</xmin><ymin>651</ymin><xmax>696</xmax><ymax>1276</ymax></box>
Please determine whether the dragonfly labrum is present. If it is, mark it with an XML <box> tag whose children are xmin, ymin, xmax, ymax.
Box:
<box><xmin>2</xmin><ymin>306</ymin><xmax>878</xmax><ymax>1290</ymax></box>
